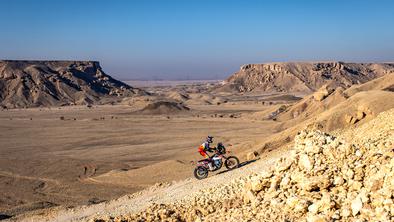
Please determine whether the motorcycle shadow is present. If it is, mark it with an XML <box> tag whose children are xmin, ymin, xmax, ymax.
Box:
<box><xmin>216</xmin><ymin>158</ymin><xmax>259</xmax><ymax>175</ymax></box>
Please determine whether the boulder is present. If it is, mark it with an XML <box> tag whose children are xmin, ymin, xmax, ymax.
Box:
<box><xmin>246</xmin><ymin>151</ymin><xmax>259</xmax><ymax>161</ymax></box>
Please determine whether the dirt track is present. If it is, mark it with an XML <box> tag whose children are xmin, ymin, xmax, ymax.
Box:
<box><xmin>12</xmin><ymin>145</ymin><xmax>288</xmax><ymax>222</ymax></box>
<box><xmin>0</xmin><ymin>96</ymin><xmax>290</xmax><ymax>218</ymax></box>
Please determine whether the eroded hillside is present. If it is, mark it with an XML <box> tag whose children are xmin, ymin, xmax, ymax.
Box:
<box><xmin>221</xmin><ymin>62</ymin><xmax>394</xmax><ymax>94</ymax></box>
<box><xmin>0</xmin><ymin>60</ymin><xmax>144</xmax><ymax>108</ymax></box>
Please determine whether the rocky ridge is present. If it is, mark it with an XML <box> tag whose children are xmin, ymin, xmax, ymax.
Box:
<box><xmin>0</xmin><ymin>60</ymin><xmax>144</xmax><ymax>108</ymax></box>
<box><xmin>247</xmin><ymin>73</ymin><xmax>394</xmax><ymax>158</ymax></box>
<box><xmin>109</xmin><ymin>109</ymin><xmax>394</xmax><ymax>222</ymax></box>
<box><xmin>222</xmin><ymin>62</ymin><xmax>394</xmax><ymax>94</ymax></box>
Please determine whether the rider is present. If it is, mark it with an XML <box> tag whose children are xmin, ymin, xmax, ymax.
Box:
<box><xmin>198</xmin><ymin>136</ymin><xmax>216</xmax><ymax>170</ymax></box>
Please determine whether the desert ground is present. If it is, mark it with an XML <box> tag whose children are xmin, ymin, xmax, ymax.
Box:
<box><xmin>1</xmin><ymin>61</ymin><xmax>393</xmax><ymax>221</ymax></box>
<box><xmin>0</xmin><ymin>81</ymin><xmax>299</xmax><ymax>218</ymax></box>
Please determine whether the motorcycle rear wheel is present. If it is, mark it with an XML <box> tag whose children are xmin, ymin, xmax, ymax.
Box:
<box><xmin>225</xmin><ymin>156</ymin><xmax>239</xmax><ymax>170</ymax></box>
<box><xmin>194</xmin><ymin>166</ymin><xmax>208</xmax><ymax>180</ymax></box>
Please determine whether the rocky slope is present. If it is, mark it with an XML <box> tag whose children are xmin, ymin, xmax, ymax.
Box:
<box><xmin>10</xmin><ymin>103</ymin><xmax>394</xmax><ymax>222</ymax></box>
<box><xmin>112</xmin><ymin>109</ymin><xmax>394</xmax><ymax>222</ymax></box>
<box><xmin>0</xmin><ymin>60</ymin><xmax>144</xmax><ymax>108</ymax></box>
<box><xmin>244</xmin><ymin>73</ymin><xmax>394</xmax><ymax>157</ymax></box>
<box><xmin>221</xmin><ymin>62</ymin><xmax>394</xmax><ymax>94</ymax></box>
<box><xmin>275</xmin><ymin>74</ymin><xmax>394</xmax><ymax>128</ymax></box>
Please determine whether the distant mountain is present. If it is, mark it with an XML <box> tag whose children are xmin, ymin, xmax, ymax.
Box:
<box><xmin>0</xmin><ymin>60</ymin><xmax>145</xmax><ymax>108</ymax></box>
<box><xmin>220</xmin><ymin>62</ymin><xmax>394</xmax><ymax>94</ymax></box>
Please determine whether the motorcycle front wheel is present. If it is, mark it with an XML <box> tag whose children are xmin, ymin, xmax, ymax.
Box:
<box><xmin>194</xmin><ymin>166</ymin><xmax>208</xmax><ymax>180</ymax></box>
<box><xmin>225</xmin><ymin>156</ymin><xmax>240</xmax><ymax>170</ymax></box>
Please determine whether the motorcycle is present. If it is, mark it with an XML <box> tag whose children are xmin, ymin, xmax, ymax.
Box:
<box><xmin>194</xmin><ymin>142</ymin><xmax>240</xmax><ymax>180</ymax></box>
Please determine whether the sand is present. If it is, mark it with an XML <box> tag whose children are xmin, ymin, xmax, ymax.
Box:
<box><xmin>1</xmin><ymin>66</ymin><xmax>393</xmax><ymax>221</ymax></box>
<box><xmin>0</xmin><ymin>92</ymin><xmax>296</xmax><ymax>217</ymax></box>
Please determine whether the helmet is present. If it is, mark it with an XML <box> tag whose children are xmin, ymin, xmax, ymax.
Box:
<box><xmin>206</xmin><ymin>136</ymin><xmax>213</xmax><ymax>143</ymax></box>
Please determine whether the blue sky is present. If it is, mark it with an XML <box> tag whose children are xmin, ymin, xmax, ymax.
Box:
<box><xmin>1</xmin><ymin>0</ymin><xmax>394</xmax><ymax>80</ymax></box>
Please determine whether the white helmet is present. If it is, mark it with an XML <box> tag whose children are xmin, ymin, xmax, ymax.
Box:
<box><xmin>206</xmin><ymin>136</ymin><xmax>213</xmax><ymax>143</ymax></box>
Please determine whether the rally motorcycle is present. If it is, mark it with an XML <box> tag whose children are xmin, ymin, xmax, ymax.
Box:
<box><xmin>194</xmin><ymin>143</ymin><xmax>240</xmax><ymax>180</ymax></box>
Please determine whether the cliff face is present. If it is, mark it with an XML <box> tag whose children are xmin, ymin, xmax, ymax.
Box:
<box><xmin>221</xmin><ymin>62</ymin><xmax>394</xmax><ymax>94</ymax></box>
<box><xmin>0</xmin><ymin>60</ymin><xmax>144</xmax><ymax>108</ymax></box>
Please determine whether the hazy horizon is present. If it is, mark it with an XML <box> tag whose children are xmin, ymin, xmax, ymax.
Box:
<box><xmin>1</xmin><ymin>0</ymin><xmax>394</xmax><ymax>80</ymax></box>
